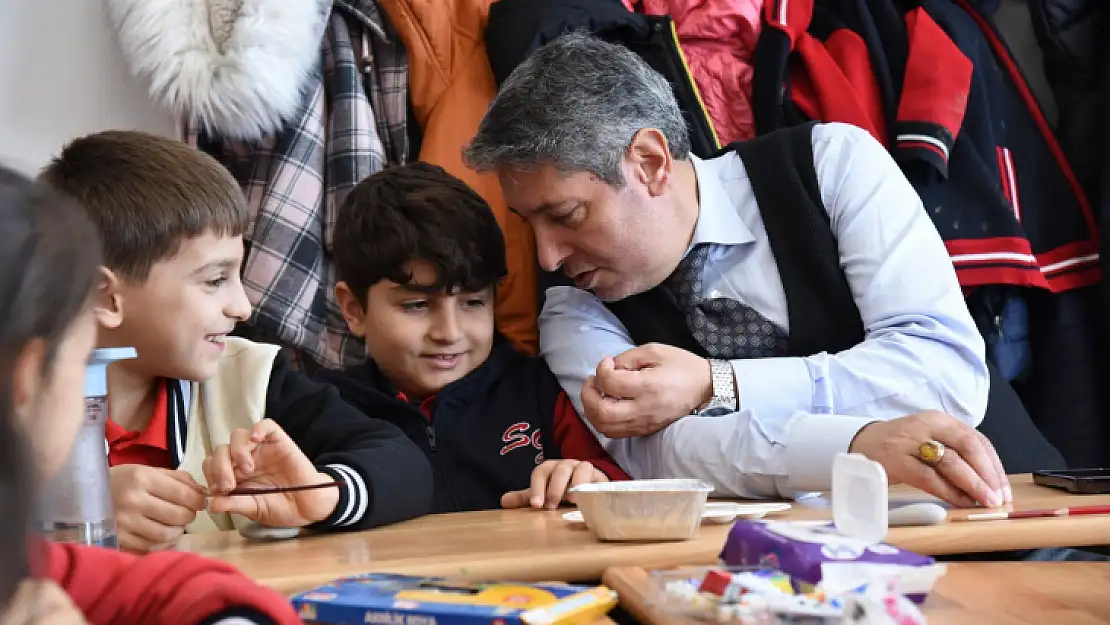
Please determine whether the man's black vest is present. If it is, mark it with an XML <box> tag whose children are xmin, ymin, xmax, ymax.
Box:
<box><xmin>595</xmin><ymin>123</ymin><xmax>1064</xmax><ymax>473</ymax></box>
<box><xmin>606</xmin><ymin>123</ymin><xmax>864</xmax><ymax>358</ymax></box>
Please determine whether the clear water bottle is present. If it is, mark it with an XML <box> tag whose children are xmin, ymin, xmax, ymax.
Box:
<box><xmin>35</xmin><ymin>347</ymin><xmax>137</xmax><ymax>548</ymax></box>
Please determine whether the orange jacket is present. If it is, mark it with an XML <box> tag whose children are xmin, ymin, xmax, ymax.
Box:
<box><xmin>379</xmin><ymin>0</ymin><xmax>538</xmax><ymax>354</ymax></box>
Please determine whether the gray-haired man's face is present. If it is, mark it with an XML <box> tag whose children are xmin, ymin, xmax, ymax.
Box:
<box><xmin>498</xmin><ymin>156</ymin><xmax>691</xmax><ymax>302</ymax></box>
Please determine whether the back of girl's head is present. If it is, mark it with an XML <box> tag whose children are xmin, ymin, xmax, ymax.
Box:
<box><xmin>0</xmin><ymin>165</ymin><xmax>102</xmax><ymax>611</ymax></box>
<box><xmin>0</xmin><ymin>166</ymin><xmax>101</xmax><ymax>380</ymax></box>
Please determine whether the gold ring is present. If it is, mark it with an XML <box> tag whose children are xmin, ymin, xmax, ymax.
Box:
<box><xmin>917</xmin><ymin>439</ymin><xmax>945</xmax><ymax>467</ymax></box>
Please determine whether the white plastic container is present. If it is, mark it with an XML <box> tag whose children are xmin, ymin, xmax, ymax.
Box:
<box><xmin>830</xmin><ymin>452</ymin><xmax>890</xmax><ymax>544</ymax></box>
<box><xmin>568</xmin><ymin>479</ymin><xmax>714</xmax><ymax>541</ymax></box>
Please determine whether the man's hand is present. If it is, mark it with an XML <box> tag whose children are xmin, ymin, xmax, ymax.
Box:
<box><xmin>1</xmin><ymin>579</ymin><xmax>87</xmax><ymax>625</ymax></box>
<box><xmin>109</xmin><ymin>464</ymin><xmax>206</xmax><ymax>552</ymax></box>
<box><xmin>203</xmin><ymin>419</ymin><xmax>339</xmax><ymax>528</ymax></box>
<box><xmin>501</xmin><ymin>460</ymin><xmax>609</xmax><ymax>509</ymax></box>
<box><xmin>580</xmin><ymin>343</ymin><xmax>712</xmax><ymax>438</ymax></box>
<box><xmin>849</xmin><ymin>411</ymin><xmax>1011</xmax><ymax>508</ymax></box>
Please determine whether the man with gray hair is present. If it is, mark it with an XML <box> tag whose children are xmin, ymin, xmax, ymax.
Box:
<box><xmin>464</xmin><ymin>32</ymin><xmax>1009</xmax><ymax>508</ymax></box>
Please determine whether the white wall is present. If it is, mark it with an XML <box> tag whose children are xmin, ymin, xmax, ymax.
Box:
<box><xmin>0</xmin><ymin>0</ymin><xmax>176</xmax><ymax>176</ymax></box>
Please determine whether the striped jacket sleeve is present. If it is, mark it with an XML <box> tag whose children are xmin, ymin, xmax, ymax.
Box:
<box><xmin>263</xmin><ymin>352</ymin><xmax>434</xmax><ymax>530</ymax></box>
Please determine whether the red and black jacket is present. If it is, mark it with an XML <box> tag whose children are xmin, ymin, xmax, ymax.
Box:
<box><xmin>317</xmin><ymin>339</ymin><xmax>629</xmax><ymax>513</ymax></box>
<box><xmin>752</xmin><ymin>0</ymin><xmax>1099</xmax><ymax>293</ymax></box>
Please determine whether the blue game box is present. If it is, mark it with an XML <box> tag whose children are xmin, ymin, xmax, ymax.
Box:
<box><xmin>291</xmin><ymin>573</ymin><xmax>617</xmax><ymax>625</ymax></box>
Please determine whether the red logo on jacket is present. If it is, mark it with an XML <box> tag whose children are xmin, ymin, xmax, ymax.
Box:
<box><xmin>500</xmin><ymin>422</ymin><xmax>544</xmax><ymax>465</ymax></box>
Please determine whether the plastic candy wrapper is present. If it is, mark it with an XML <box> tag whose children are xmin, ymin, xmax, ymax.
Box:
<box><xmin>646</xmin><ymin>566</ymin><xmax>929</xmax><ymax>624</ymax></box>
<box><xmin>719</xmin><ymin>521</ymin><xmax>945</xmax><ymax>604</ymax></box>
<box><xmin>665</xmin><ymin>454</ymin><xmax>943</xmax><ymax>622</ymax></box>
<box><xmin>841</xmin><ymin>578</ymin><xmax>927</xmax><ymax>625</ymax></box>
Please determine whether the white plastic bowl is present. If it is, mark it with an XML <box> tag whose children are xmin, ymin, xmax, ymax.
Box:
<box><xmin>568</xmin><ymin>479</ymin><xmax>715</xmax><ymax>541</ymax></box>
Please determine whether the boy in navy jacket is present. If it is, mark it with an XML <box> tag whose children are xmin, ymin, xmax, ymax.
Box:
<box><xmin>319</xmin><ymin>163</ymin><xmax>629</xmax><ymax>512</ymax></box>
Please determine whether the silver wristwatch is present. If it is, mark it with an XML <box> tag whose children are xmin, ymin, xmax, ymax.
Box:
<box><xmin>699</xmin><ymin>359</ymin><xmax>738</xmax><ymax>415</ymax></box>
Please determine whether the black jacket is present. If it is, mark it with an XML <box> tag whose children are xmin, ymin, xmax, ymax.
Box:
<box><xmin>1025</xmin><ymin>0</ymin><xmax>1106</xmax><ymax>198</ymax></box>
<box><xmin>164</xmin><ymin>351</ymin><xmax>434</xmax><ymax>531</ymax></box>
<box><xmin>317</xmin><ymin>340</ymin><xmax>627</xmax><ymax>513</ymax></box>
<box><xmin>484</xmin><ymin>0</ymin><xmax>719</xmax><ymax>159</ymax></box>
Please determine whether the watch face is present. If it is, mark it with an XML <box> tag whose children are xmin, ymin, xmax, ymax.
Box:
<box><xmin>699</xmin><ymin>399</ymin><xmax>733</xmax><ymax>417</ymax></box>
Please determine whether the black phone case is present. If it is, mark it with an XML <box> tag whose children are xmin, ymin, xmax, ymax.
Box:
<box><xmin>1032</xmin><ymin>469</ymin><xmax>1110</xmax><ymax>494</ymax></box>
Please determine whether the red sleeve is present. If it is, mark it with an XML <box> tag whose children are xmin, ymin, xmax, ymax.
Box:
<box><xmin>893</xmin><ymin>7</ymin><xmax>973</xmax><ymax>178</ymax></box>
<box><xmin>790</xmin><ymin>31</ymin><xmax>887</xmax><ymax>143</ymax></box>
<box><xmin>42</xmin><ymin>540</ymin><xmax>300</xmax><ymax>625</ymax></box>
<box><xmin>551</xmin><ymin>392</ymin><xmax>631</xmax><ymax>481</ymax></box>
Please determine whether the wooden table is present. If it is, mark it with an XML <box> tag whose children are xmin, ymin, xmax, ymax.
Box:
<box><xmin>177</xmin><ymin>475</ymin><xmax>1110</xmax><ymax>594</ymax></box>
<box><xmin>602</xmin><ymin>563</ymin><xmax>1110</xmax><ymax>624</ymax></box>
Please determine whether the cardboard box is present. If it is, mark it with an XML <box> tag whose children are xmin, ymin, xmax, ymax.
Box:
<box><xmin>291</xmin><ymin>573</ymin><xmax>617</xmax><ymax>625</ymax></box>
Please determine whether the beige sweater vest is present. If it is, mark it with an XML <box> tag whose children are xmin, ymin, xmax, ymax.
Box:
<box><xmin>180</xmin><ymin>337</ymin><xmax>282</xmax><ymax>533</ymax></box>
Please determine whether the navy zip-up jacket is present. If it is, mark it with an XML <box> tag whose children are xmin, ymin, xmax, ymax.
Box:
<box><xmin>317</xmin><ymin>340</ymin><xmax>629</xmax><ymax>513</ymax></box>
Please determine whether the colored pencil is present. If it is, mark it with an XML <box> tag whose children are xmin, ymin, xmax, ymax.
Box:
<box><xmin>964</xmin><ymin>504</ymin><xmax>1110</xmax><ymax>521</ymax></box>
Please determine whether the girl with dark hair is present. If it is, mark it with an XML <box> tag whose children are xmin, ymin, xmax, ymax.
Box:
<box><xmin>0</xmin><ymin>166</ymin><xmax>301</xmax><ymax>624</ymax></box>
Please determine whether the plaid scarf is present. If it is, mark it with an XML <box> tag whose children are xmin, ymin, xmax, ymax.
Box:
<box><xmin>192</xmin><ymin>0</ymin><xmax>408</xmax><ymax>370</ymax></box>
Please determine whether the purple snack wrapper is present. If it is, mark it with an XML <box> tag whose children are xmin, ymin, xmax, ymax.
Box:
<box><xmin>719</xmin><ymin>521</ymin><xmax>937</xmax><ymax>604</ymax></box>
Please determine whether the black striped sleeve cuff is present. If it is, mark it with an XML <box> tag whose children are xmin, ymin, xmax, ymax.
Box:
<box><xmin>894</xmin><ymin>121</ymin><xmax>955</xmax><ymax>179</ymax></box>
<box><xmin>313</xmin><ymin>463</ymin><xmax>371</xmax><ymax>528</ymax></box>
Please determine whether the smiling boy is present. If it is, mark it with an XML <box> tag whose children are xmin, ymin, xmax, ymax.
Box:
<box><xmin>318</xmin><ymin>163</ymin><xmax>629</xmax><ymax>512</ymax></box>
<box><xmin>39</xmin><ymin>131</ymin><xmax>433</xmax><ymax>551</ymax></box>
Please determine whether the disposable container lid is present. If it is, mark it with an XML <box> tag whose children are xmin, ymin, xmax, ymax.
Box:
<box><xmin>831</xmin><ymin>452</ymin><xmax>889</xmax><ymax>545</ymax></box>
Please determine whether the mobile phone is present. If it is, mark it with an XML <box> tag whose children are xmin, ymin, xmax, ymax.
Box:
<box><xmin>1032</xmin><ymin>469</ymin><xmax>1110</xmax><ymax>494</ymax></box>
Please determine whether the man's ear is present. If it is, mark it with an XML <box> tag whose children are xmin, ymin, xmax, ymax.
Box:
<box><xmin>627</xmin><ymin>127</ymin><xmax>673</xmax><ymax>197</ymax></box>
<box><xmin>335</xmin><ymin>282</ymin><xmax>367</xmax><ymax>337</ymax></box>
<box><xmin>94</xmin><ymin>267</ymin><xmax>124</xmax><ymax>330</ymax></box>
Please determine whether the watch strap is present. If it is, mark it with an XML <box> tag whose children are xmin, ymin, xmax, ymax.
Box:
<box><xmin>701</xmin><ymin>359</ymin><xmax>738</xmax><ymax>414</ymax></box>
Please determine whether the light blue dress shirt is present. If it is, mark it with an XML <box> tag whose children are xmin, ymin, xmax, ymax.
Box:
<box><xmin>538</xmin><ymin>123</ymin><xmax>988</xmax><ymax>498</ymax></box>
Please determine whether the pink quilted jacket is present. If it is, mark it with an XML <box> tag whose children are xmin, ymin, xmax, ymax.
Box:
<box><xmin>628</xmin><ymin>0</ymin><xmax>764</xmax><ymax>144</ymax></box>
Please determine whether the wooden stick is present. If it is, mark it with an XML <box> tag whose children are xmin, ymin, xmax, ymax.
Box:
<box><xmin>206</xmin><ymin>481</ymin><xmax>342</xmax><ymax>498</ymax></box>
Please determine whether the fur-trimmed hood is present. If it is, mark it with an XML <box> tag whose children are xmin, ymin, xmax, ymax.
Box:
<box><xmin>107</xmin><ymin>0</ymin><xmax>330</xmax><ymax>140</ymax></box>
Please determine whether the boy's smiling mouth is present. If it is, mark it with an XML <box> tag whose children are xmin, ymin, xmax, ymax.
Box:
<box><xmin>204</xmin><ymin>332</ymin><xmax>231</xmax><ymax>351</ymax></box>
<box><xmin>421</xmin><ymin>352</ymin><xmax>466</xmax><ymax>369</ymax></box>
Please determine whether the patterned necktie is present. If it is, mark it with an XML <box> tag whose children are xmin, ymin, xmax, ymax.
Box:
<box><xmin>666</xmin><ymin>244</ymin><xmax>789</xmax><ymax>359</ymax></box>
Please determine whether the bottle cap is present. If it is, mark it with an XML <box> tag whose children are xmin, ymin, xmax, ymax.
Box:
<box><xmin>89</xmin><ymin>347</ymin><xmax>138</xmax><ymax>366</ymax></box>
<box><xmin>84</xmin><ymin>347</ymin><xmax>137</xmax><ymax>397</ymax></box>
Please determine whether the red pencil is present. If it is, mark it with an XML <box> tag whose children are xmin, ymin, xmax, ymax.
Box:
<box><xmin>965</xmin><ymin>504</ymin><xmax>1110</xmax><ymax>521</ymax></box>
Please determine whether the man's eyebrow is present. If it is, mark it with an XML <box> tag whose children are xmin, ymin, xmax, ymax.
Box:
<box><xmin>510</xmin><ymin>202</ymin><xmax>563</xmax><ymax>216</ymax></box>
